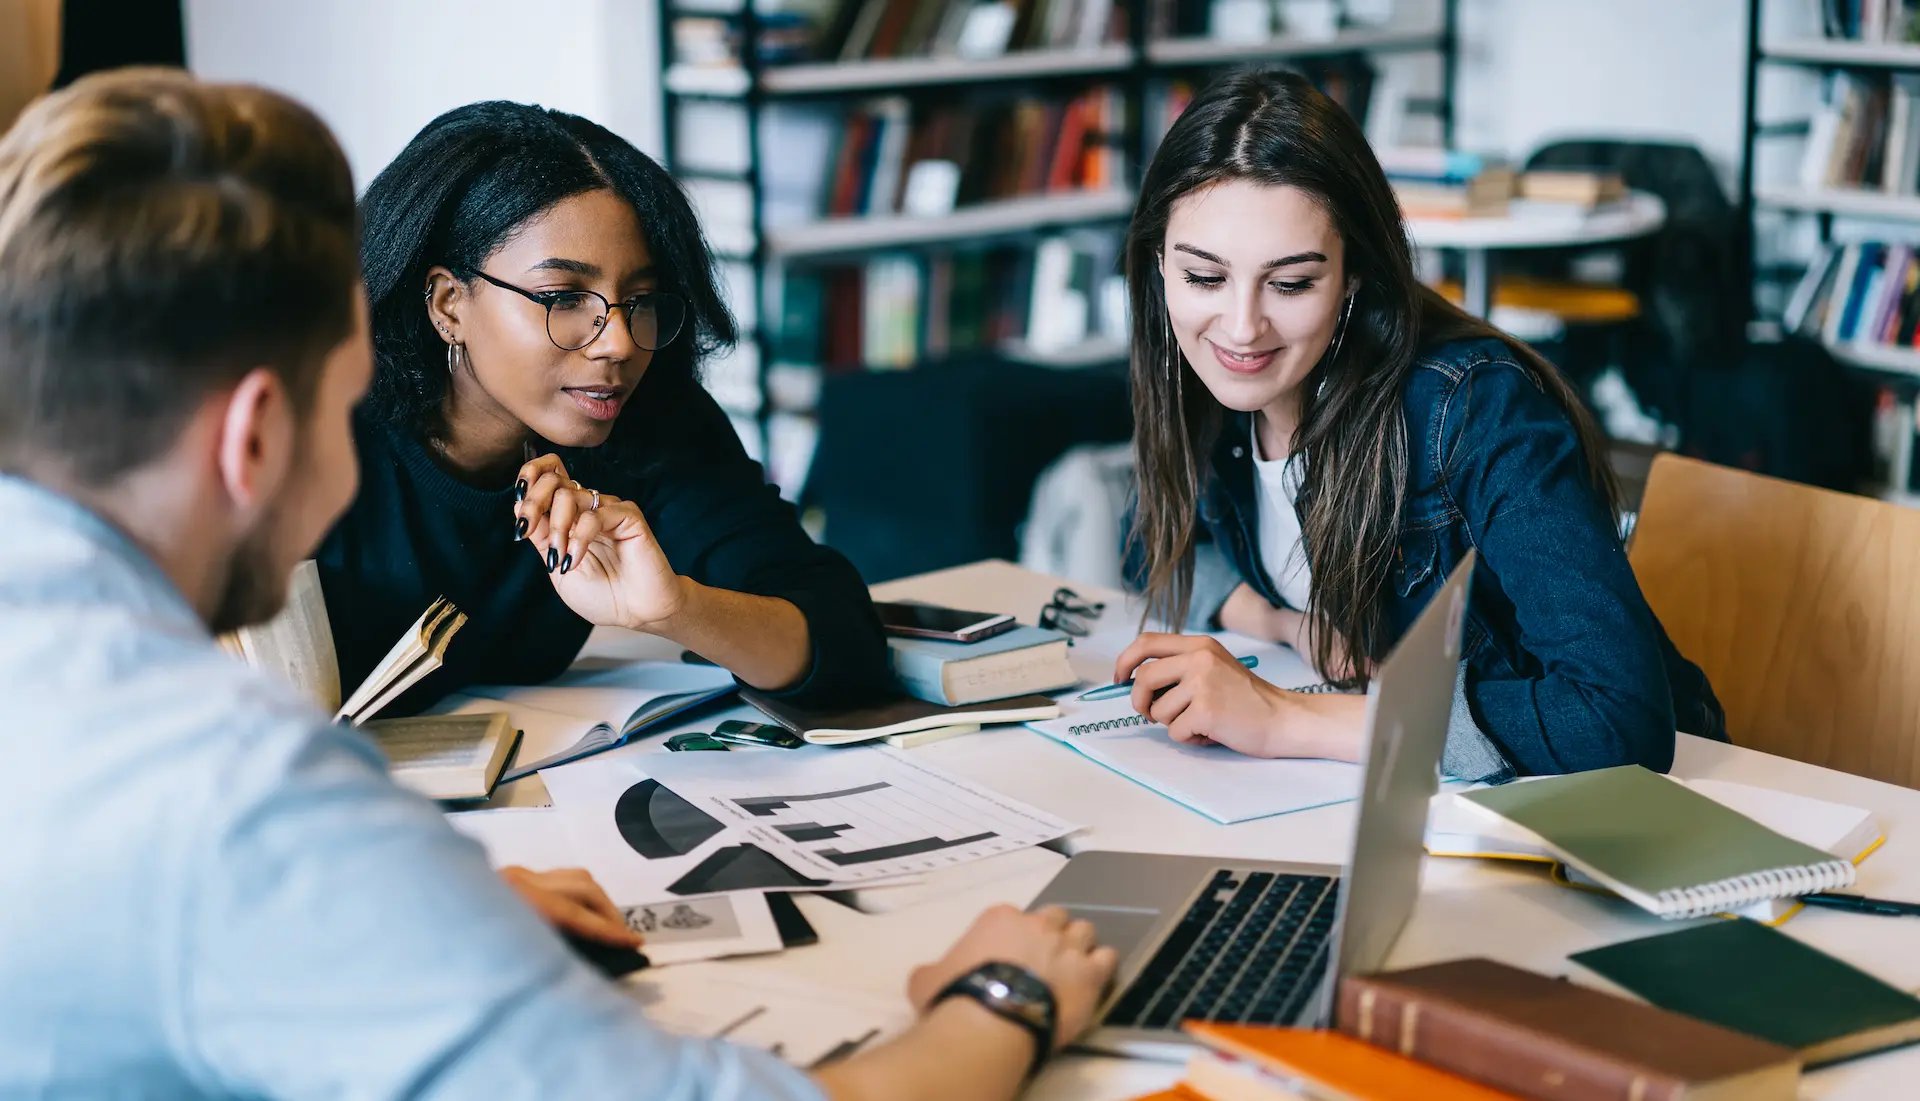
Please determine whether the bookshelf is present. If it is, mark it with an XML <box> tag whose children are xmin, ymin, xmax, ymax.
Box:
<box><xmin>1146</xmin><ymin>24</ymin><xmax>1445</xmax><ymax>66</ymax></box>
<box><xmin>668</xmin><ymin>45</ymin><xmax>1136</xmax><ymax>96</ymax></box>
<box><xmin>659</xmin><ymin>0</ymin><xmax>1460</xmax><ymax>494</ymax></box>
<box><xmin>1761</xmin><ymin>35</ymin><xmax>1920</xmax><ymax>68</ymax></box>
<box><xmin>1831</xmin><ymin>339</ymin><xmax>1920</xmax><ymax>378</ymax></box>
<box><xmin>1740</xmin><ymin>0</ymin><xmax>1920</xmax><ymax>500</ymax></box>
<box><xmin>762</xmin><ymin>188</ymin><xmax>1138</xmax><ymax>258</ymax></box>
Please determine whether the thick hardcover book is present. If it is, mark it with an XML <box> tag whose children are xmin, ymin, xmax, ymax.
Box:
<box><xmin>1335</xmin><ymin>958</ymin><xmax>1798</xmax><ymax>1101</ymax></box>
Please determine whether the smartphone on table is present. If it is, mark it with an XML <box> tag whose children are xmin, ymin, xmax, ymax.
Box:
<box><xmin>710</xmin><ymin>720</ymin><xmax>804</xmax><ymax>749</ymax></box>
<box><xmin>873</xmin><ymin>601</ymin><xmax>1016</xmax><ymax>643</ymax></box>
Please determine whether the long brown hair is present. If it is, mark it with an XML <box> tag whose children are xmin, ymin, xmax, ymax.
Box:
<box><xmin>1126</xmin><ymin>69</ymin><xmax>1617</xmax><ymax>685</ymax></box>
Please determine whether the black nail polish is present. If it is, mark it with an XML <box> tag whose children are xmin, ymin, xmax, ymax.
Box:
<box><xmin>560</xmin><ymin>553</ymin><xmax>573</xmax><ymax>575</ymax></box>
<box><xmin>514</xmin><ymin>517</ymin><xmax>528</xmax><ymax>541</ymax></box>
<box><xmin>515</xmin><ymin>479</ymin><xmax>527</xmax><ymax>502</ymax></box>
<box><xmin>547</xmin><ymin>547</ymin><xmax>559</xmax><ymax>572</ymax></box>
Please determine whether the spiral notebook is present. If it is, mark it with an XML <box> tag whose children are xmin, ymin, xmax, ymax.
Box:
<box><xmin>1457</xmin><ymin>765</ymin><xmax>1856</xmax><ymax>920</ymax></box>
<box><xmin>1026</xmin><ymin>672</ymin><xmax>1361</xmax><ymax>825</ymax></box>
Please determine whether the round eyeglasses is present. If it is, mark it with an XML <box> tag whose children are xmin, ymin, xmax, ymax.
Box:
<box><xmin>470</xmin><ymin>270</ymin><xmax>688</xmax><ymax>352</ymax></box>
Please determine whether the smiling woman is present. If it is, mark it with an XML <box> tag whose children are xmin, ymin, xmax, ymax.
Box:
<box><xmin>317</xmin><ymin>101</ymin><xmax>891</xmax><ymax>715</ymax></box>
<box><xmin>1116</xmin><ymin>70</ymin><xmax>1726</xmax><ymax>781</ymax></box>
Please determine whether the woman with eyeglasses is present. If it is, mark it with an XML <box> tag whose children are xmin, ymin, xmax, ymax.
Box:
<box><xmin>317</xmin><ymin>101</ymin><xmax>890</xmax><ymax>715</ymax></box>
<box><xmin>1111</xmin><ymin>71</ymin><xmax>1724</xmax><ymax>781</ymax></box>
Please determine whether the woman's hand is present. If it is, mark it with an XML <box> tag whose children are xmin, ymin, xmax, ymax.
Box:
<box><xmin>499</xmin><ymin>866</ymin><xmax>646</xmax><ymax>949</ymax></box>
<box><xmin>514</xmin><ymin>453</ymin><xmax>687</xmax><ymax>631</ymax></box>
<box><xmin>1111</xmin><ymin>634</ymin><xmax>1363</xmax><ymax>761</ymax></box>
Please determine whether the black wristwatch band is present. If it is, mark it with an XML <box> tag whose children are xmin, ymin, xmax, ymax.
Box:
<box><xmin>933</xmin><ymin>961</ymin><xmax>1058</xmax><ymax>1080</ymax></box>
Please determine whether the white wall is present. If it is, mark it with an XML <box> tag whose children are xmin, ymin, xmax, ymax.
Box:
<box><xmin>183</xmin><ymin>0</ymin><xmax>663</xmax><ymax>192</ymax></box>
<box><xmin>1454</xmin><ymin>0</ymin><xmax>1752</xmax><ymax>191</ymax></box>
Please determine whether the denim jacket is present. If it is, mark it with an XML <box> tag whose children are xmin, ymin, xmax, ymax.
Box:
<box><xmin>1136</xmin><ymin>337</ymin><xmax>1726</xmax><ymax>783</ymax></box>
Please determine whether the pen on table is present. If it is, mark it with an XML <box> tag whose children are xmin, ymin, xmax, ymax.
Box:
<box><xmin>1077</xmin><ymin>655</ymin><xmax>1260</xmax><ymax>702</ymax></box>
<box><xmin>1799</xmin><ymin>892</ymin><xmax>1920</xmax><ymax>917</ymax></box>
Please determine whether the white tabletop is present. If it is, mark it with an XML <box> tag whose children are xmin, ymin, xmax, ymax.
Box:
<box><xmin>565</xmin><ymin>560</ymin><xmax>1920</xmax><ymax>1099</ymax></box>
<box><xmin>1407</xmin><ymin>191</ymin><xmax>1666</xmax><ymax>251</ymax></box>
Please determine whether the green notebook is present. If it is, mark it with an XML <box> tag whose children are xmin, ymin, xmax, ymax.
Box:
<box><xmin>1458</xmin><ymin>766</ymin><xmax>1855</xmax><ymax>919</ymax></box>
<box><xmin>1572</xmin><ymin>918</ymin><xmax>1920</xmax><ymax>1065</ymax></box>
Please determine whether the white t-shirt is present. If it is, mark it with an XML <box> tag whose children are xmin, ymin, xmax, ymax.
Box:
<box><xmin>1251</xmin><ymin>416</ymin><xmax>1312</xmax><ymax>612</ymax></box>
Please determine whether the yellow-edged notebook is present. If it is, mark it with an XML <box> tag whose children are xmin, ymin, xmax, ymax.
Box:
<box><xmin>1425</xmin><ymin>776</ymin><xmax>1882</xmax><ymax>925</ymax></box>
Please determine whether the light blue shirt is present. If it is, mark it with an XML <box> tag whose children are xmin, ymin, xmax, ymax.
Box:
<box><xmin>0</xmin><ymin>475</ymin><xmax>822</xmax><ymax>1100</ymax></box>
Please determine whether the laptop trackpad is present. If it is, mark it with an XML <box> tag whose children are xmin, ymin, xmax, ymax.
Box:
<box><xmin>1060</xmin><ymin>904</ymin><xmax>1163</xmax><ymax>960</ymax></box>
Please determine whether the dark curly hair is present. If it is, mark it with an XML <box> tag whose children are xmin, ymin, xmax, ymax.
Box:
<box><xmin>357</xmin><ymin>100</ymin><xmax>736</xmax><ymax>446</ymax></box>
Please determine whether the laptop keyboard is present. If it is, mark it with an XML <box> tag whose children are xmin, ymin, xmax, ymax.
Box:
<box><xmin>1103</xmin><ymin>869</ymin><xmax>1339</xmax><ymax>1031</ymax></box>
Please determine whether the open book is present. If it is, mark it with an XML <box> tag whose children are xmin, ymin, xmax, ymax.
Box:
<box><xmin>220</xmin><ymin>561</ymin><xmax>503</xmax><ymax>798</ymax></box>
<box><xmin>218</xmin><ymin>561</ymin><xmax>469</xmax><ymax>725</ymax></box>
<box><xmin>445</xmin><ymin>658</ymin><xmax>742</xmax><ymax>783</ymax></box>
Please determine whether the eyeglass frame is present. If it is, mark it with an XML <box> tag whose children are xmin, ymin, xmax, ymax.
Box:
<box><xmin>1039</xmin><ymin>586</ymin><xmax>1107</xmax><ymax>637</ymax></box>
<box><xmin>466</xmin><ymin>269</ymin><xmax>689</xmax><ymax>352</ymax></box>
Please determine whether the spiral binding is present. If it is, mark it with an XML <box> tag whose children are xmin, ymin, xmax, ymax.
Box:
<box><xmin>1067</xmin><ymin>682</ymin><xmax>1350</xmax><ymax>734</ymax></box>
<box><xmin>1652</xmin><ymin>858</ymin><xmax>1857</xmax><ymax>920</ymax></box>
<box><xmin>1068</xmin><ymin>714</ymin><xmax>1154</xmax><ymax>736</ymax></box>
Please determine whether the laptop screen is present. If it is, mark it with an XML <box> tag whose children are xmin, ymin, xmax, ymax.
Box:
<box><xmin>1326</xmin><ymin>551</ymin><xmax>1477</xmax><ymax>989</ymax></box>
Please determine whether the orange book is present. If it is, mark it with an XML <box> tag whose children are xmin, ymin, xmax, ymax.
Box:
<box><xmin>1182</xmin><ymin>1024</ymin><xmax>1525</xmax><ymax>1100</ymax></box>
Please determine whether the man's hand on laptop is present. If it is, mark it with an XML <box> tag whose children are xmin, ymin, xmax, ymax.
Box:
<box><xmin>499</xmin><ymin>866</ymin><xmax>646</xmax><ymax>948</ymax></box>
<box><xmin>906</xmin><ymin>903</ymin><xmax>1116</xmax><ymax>1050</ymax></box>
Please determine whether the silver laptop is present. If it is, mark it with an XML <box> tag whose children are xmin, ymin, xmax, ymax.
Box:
<box><xmin>1029</xmin><ymin>551</ymin><xmax>1476</xmax><ymax>1059</ymax></box>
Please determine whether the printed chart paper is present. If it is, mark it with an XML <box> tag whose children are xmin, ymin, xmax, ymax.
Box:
<box><xmin>640</xmin><ymin>745</ymin><xmax>1078</xmax><ymax>883</ymax></box>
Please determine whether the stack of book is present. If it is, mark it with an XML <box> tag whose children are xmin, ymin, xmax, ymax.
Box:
<box><xmin>776</xmin><ymin>230</ymin><xmax>1125</xmax><ymax>371</ymax></box>
<box><xmin>1798</xmin><ymin>72</ymin><xmax>1920</xmax><ymax>195</ymax></box>
<box><xmin>1782</xmin><ymin>241</ymin><xmax>1920</xmax><ymax>354</ymax></box>
<box><xmin>1379</xmin><ymin>148</ymin><xmax>1515</xmax><ymax>219</ymax></box>
<box><xmin>1138</xmin><ymin>960</ymin><xmax>1803</xmax><ymax>1101</ymax></box>
<box><xmin>673</xmin><ymin>0</ymin><xmax>1123</xmax><ymax>70</ymax></box>
<box><xmin>1517</xmin><ymin>169</ymin><xmax>1625</xmax><ymax>209</ymax></box>
<box><xmin>1820</xmin><ymin>0</ymin><xmax>1920</xmax><ymax>42</ymax></box>
<box><xmin>1142</xmin><ymin>936</ymin><xmax>1920</xmax><ymax>1099</ymax></box>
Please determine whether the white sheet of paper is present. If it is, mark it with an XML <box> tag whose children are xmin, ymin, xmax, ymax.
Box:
<box><xmin>640</xmin><ymin>745</ymin><xmax>1078</xmax><ymax>884</ymax></box>
<box><xmin>445</xmin><ymin>805</ymin><xmax>782</xmax><ymax>965</ymax></box>
<box><xmin>634</xmin><ymin>971</ymin><xmax>909</xmax><ymax>1068</ymax></box>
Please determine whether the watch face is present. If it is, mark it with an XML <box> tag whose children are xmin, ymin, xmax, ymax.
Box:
<box><xmin>978</xmin><ymin>961</ymin><xmax>1051</xmax><ymax>1005</ymax></box>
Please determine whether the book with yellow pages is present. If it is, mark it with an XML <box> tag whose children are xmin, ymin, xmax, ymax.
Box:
<box><xmin>220</xmin><ymin>560</ymin><xmax>496</xmax><ymax>796</ymax></box>
<box><xmin>360</xmin><ymin>712</ymin><xmax>519</xmax><ymax>802</ymax></box>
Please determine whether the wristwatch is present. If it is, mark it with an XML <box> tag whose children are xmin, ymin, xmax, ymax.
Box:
<box><xmin>934</xmin><ymin>961</ymin><xmax>1058</xmax><ymax>1080</ymax></box>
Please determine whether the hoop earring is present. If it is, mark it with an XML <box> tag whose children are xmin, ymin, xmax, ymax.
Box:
<box><xmin>446</xmin><ymin>341</ymin><xmax>465</xmax><ymax>376</ymax></box>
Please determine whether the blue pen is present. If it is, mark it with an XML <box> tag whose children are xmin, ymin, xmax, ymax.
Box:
<box><xmin>1077</xmin><ymin>655</ymin><xmax>1260</xmax><ymax>702</ymax></box>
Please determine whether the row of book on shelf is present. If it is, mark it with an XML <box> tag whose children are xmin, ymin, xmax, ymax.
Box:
<box><xmin>669</xmin><ymin>0</ymin><xmax>1405</xmax><ymax>70</ymax></box>
<box><xmin>678</xmin><ymin>86</ymin><xmax>1125</xmax><ymax>234</ymax></box>
<box><xmin>1800</xmin><ymin>72</ymin><xmax>1920</xmax><ymax>196</ymax></box>
<box><xmin>672</xmin><ymin>0</ymin><xmax>1122</xmax><ymax>70</ymax></box>
<box><xmin>1783</xmin><ymin>240</ymin><xmax>1920</xmax><ymax>354</ymax></box>
<box><xmin>1820</xmin><ymin>0</ymin><xmax>1920</xmax><ymax>42</ymax></box>
<box><xmin>773</xmin><ymin>230</ymin><xmax>1126</xmax><ymax>371</ymax></box>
